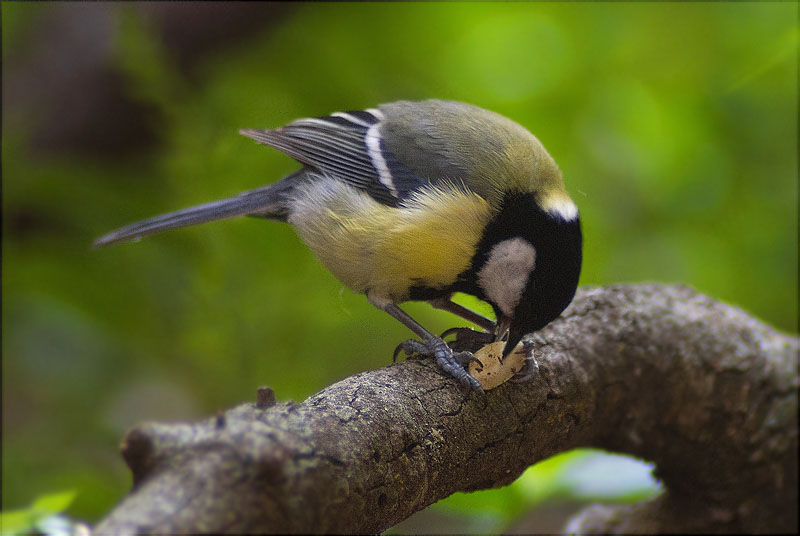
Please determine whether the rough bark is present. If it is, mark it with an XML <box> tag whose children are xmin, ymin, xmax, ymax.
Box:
<box><xmin>94</xmin><ymin>284</ymin><xmax>798</xmax><ymax>534</ymax></box>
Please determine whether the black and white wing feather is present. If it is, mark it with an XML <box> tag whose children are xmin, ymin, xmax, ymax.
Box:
<box><xmin>95</xmin><ymin>107</ymin><xmax>431</xmax><ymax>247</ymax></box>
<box><xmin>240</xmin><ymin>109</ymin><xmax>425</xmax><ymax>206</ymax></box>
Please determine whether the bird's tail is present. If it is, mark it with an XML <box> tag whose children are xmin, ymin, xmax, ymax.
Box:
<box><xmin>93</xmin><ymin>172</ymin><xmax>302</xmax><ymax>248</ymax></box>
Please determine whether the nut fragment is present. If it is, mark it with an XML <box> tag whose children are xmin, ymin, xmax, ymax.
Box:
<box><xmin>468</xmin><ymin>341</ymin><xmax>527</xmax><ymax>390</ymax></box>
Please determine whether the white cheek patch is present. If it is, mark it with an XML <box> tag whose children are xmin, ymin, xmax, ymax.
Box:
<box><xmin>477</xmin><ymin>237</ymin><xmax>536</xmax><ymax>317</ymax></box>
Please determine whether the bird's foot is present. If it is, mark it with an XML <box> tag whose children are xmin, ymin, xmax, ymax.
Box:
<box><xmin>440</xmin><ymin>327</ymin><xmax>495</xmax><ymax>353</ymax></box>
<box><xmin>509</xmin><ymin>339</ymin><xmax>540</xmax><ymax>383</ymax></box>
<box><xmin>393</xmin><ymin>336</ymin><xmax>483</xmax><ymax>392</ymax></box>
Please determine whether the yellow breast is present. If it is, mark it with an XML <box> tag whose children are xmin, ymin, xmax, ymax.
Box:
<box><xmin>288</xmin><ymin>178</ymin><xmax>492</xmax><ymax>302</ymax></box>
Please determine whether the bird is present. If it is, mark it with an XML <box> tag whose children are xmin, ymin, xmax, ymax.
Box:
<box><xmin>95</xmin><ymin>99</ymin><xmax>583</xmax><ymax>392</ymax></box>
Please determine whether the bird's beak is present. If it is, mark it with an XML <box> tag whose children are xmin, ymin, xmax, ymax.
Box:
<box><xmin>496</xmin><ymin>315</ymin><xmax>512</xmax><ymax>342</ymax></box>
<box><xmin>498</xmin><ymin>314</ymin><xmax>528</xmax><ymax>360</ymax></box>
<box><xmin>496</xmin><ymin>315</ymin><xmax>522</xmax><ymax>359</ymax></box>
<box><xmin>502</xmin><ymin>325</ymin><xmax>526</xmax><ymax>359</ymax></box>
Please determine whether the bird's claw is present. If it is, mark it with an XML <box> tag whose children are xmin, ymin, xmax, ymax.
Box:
<box><xmin>393</xmin><ymin>339</ymin><xmax>429</xmax><ymax>362</ymax></box>
<box><xmin>440</xmin><ymin>327</ymin><xmax>495</xmax><ymax>353</ymax></box>
<box><xmin>510</xmin><ymin>339</ymin><xmax>540</xmax><ymax>383</ymax></box>
<box><xmin>393</xmin><ymin>336</ymin><xmax>483</xmax><ymax>393</ymax></box>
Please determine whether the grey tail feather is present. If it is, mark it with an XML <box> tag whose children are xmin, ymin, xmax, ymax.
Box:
<box><xmin>93</xmin><ymin>174</ymin><xmax>301</xmax><ymax>248</ymax></box>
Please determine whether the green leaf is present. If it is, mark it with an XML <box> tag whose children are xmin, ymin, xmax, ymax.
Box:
<box><xmin>0</xmin><ymin>492</ymin><xmax>78</xmax><ymax>536</ymax></box>
<box><xmin>31</xmin><ymin>490</ymin><xmax>77</xmax><ymax>516</ymax></box>
<box><xmin>0</xmin><ymin>509</ymin><xmax>36</xmax><ymax>535</ymax></box>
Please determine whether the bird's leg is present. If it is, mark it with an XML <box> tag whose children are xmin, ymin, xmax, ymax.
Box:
<box><xmin>428</xmin><ymin>297</ymin><xmax>496</xmax><ymax>332</ymax></box>
<box><xmin>382</xmin><ymin>303</ymin><xmax>483</xmax><ymax>392</ymax></box>
<box><xmin>429</xmin><ymin>298</ymin><xmax>496</xmax><ymax>352</ymax></box>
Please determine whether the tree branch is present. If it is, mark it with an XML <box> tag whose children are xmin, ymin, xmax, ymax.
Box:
<box><xmin>94</xmin><ymin>284</ymin><xmax>798</xmax><ymax>534</ymax></box>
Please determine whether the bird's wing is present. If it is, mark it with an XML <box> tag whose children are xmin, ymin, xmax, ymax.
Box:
<box><xmin>240</xmin><ymin>108</ymin><xmax>428</xmax><ymax>207</ymax></box>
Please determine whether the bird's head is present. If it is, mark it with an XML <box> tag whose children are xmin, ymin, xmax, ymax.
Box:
<box><xmin>475</xmin><ymin>191</ymin><xmax>582</xmax><ymax>358</ymax></box>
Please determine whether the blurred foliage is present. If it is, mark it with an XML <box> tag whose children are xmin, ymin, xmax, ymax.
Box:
<box><xmin>389</xmin><ymin>448</ymin><xmax>663</xmax><ymax>533</ymax></box>
<box><xmin>2</xmin><ymin>1</ymin><xmax>797</xmax><ymax>532</ymax></box>
<box><xmin>0</xmin><ymin>489</ymin><xmax>88</xmax><ymax>536</ymax></box>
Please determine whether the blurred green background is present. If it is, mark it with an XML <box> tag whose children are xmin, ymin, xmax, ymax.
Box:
<box><xmin>2</xmin><ymin>2</ymin><xmax>797</xmax><ymax>533</ymax></box>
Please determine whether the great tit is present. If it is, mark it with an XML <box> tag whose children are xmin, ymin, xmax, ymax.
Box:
<box><xmin>95</xmin><ymin>99</ymin><xmax>582</xmax><ymax>392</ymax></box>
